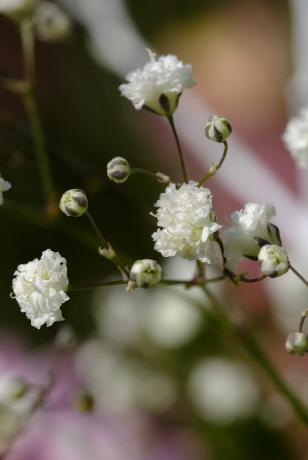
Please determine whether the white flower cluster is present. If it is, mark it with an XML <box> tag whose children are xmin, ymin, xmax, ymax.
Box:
<box><xmin>119</xmin><ymin>49</ymin><xmax>195</xmax><ymax>116</ymax></box>
<box><xmin>224</xmin><ymin>202</ymin><xmax>277</xmax><ymax>271</ymax></box>
<box><xmin>152</xmin><ymin>182</ymin><xmax>221</xmax><ymax>263</ymax></box>
<box><xmin>0</xmin><ymin>174</ymin><xmax>11</xmax><ymax>205</ymax></box>
<box><xmin>12</xmin><ymin>249</ymin><xmax>69</xmax><ymax>329</ymax></box>
<box><xmin>283</xmin><ymin>107</ymin><xmax>308</xmax><ymax>169</ymax></box>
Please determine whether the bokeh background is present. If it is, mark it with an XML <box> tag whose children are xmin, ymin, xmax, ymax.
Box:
<box><xmin>1</xmin><ymin>0</ymin><xmax>308</xmax><ymax>458</ymax></box>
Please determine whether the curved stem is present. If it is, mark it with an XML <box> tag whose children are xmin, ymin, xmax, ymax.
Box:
<box><xmin>198</xmin><ymin>141</ymin><xmax>228</xmax><ymax>185</ymax></box>
<box><xmin>200</xmin><ymin>285</ymin><xmax>308</xmax><ymax>427</ymax></box>
<box><xmin>69</xmin><ymin>280</ymin><xmax>127</xmax><ymax>291</ymax></box>
<box><xmin>167</xmin><ymin>115</ymin><xmax>189</xmax><ymax>183</ymax></box>
<box><xmin>299</xmin><ymin>310</ymin><xmax>308</xmax><ymax>333</ymax></box>
<box><xmin>131</xmin><ymin>168</ymin><xmax>170</xmax><ymax>184</ymax></box>
<box><xmin>290</xmin><ymin>264</ymin><xmax>308</xmax><ymax>288</ymax></box>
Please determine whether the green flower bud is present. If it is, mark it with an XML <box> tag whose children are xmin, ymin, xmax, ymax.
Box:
<box><xmin>59</xmin><ymin>189</ymin><xmax>88</xmax><ymax>217</ymax></box>
<box><xmin>205</xmin><ymin>115</ymin><xmax>232</xmax><ymax>143</ymax></box>
<box><xmin>285</xmin><ymin>332</ymin><xmax>308</xmax><ymax>356</ymax></box>
<box><xmin>34</xmin><ymin>1</ymin><xmax>72</xmax><ymax>43</ymax></box>
<box><xmin>130</xmin><ymin>259</ymin><xmax>162</xmax><ymax>288</ymax></box>
<box><xmin>107</xmin><ymin>157</ymin><xmax>131</xmax><ymax>184</ymax></box>
<box><xmin>0</xmin><ymin>0</ymin><xmax>36</xmax><ymax>21</ymax></box>
<box><xmin>258</xmin><ymin>244</ymin><xmax>289</xmax><ymax>277</ymax></box>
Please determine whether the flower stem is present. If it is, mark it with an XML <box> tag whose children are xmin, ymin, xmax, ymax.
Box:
<box><xmin>299</xmin><ymin>310</ymin><xmax>308</xmax><ymax>333</ymax></box>
<box><xmin>198</xmin><ymin>141</ymin><xmax>228</xmax><ymax>185</ymax></box>
<box><xmin>290</xmin><ymin>264</ymin><xmax>308</xmax><ymax>288</ymax></box>
<box><xmin>167</xmin><ymin>115</ymin><xmax>189</xmax><ymax>183</ymax></box>
<box><xmin>131</xmin><ymin>168</ymin><xmax>170</xmax><ymax>184</ymax></box>
<box><xmin>69</xmin><ymin>280</ymin><xmax>127</xmax><ymax>291</ymax></box>
<box><xmin>200</xmin><ymin>285</ymin><xmax>308</xmax><ymax>427</ymax></box>
<box><xmin>20</xmin><ymin>19</ymin><xmax>57</xmax><ymax>215</ymax></box>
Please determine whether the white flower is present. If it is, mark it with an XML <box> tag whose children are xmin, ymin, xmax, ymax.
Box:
<box><xmin>188</xmin><ymin>358</ymin><xmax>259</xmax><ymax>424</ymax></box>
<box><xmin>152</xmin><ymin>181</ymin><xmax>221</xmax><ymax>263</ymax></box>
<box><xmin>282</xmin><ymin>107</ymin><xmax>308</xmax><ymax>168</ymax></box>
<box><xmin>0</xmin><ymin>175</ymin><xmax>11</xmax><ymax>205</ymax></box>
<box><xmin>0</xmin><ymin>0</ymin><xmax>35</xmax><ymax>17</ymax></box>
<box><xmin>258</xmin><ymin>244</ymin><xmax>289</xmax><ymax>277</ymax></box>
<box><xmin>119</xmin><ymin>49</ymin><xmax>195</xmax><ymax>116</ymax></box>
<box><xmin>34</xmin><ymin>1</ymin><xmax>72</xmax><ymax>42</ymax></box>
<box><xmin>224</xmin><ymin>202</ymin><xmax>277</xmax><ymax>271</ymax></box>
<box><xmin>12</xmin><ymin>249</ymin><xmax>69</xmax><ymax>329</ymax></box>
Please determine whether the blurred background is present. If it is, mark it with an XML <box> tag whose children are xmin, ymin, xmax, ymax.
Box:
<box><xmin>1</xmin><ymin>0</ymin><xmax>308</xmax><ymax>458</ymax></box>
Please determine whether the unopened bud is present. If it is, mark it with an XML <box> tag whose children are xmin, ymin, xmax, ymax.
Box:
<box><xmin>205</xmin><ymin>115</ymin><xmax>232</xmax><ymax>143</ymax></box>
<box><xmin>258</xmin><ymin>244</ymin><xmax>289</xmax><ymax>277</ymax></box>
<box><xmin>285</xmin><ymin>332</ymin><xmax>308</xmax><ymax>356</ymax></box>
<box><xmin>59</xmin><ymin>189</ymin><xmax>88</xmax><ymax>217</ymax></box>
<box><xmin>107</xmin><ymin>157</ymin><xmax>130</xmax><ymax>184</ymax></box>
<box><xmin>34</xmin><ymin>1</ymin><xmax>72</xmax><ymax>42</ymax></box>
<box><xmin>98</xmin><ymin>245</ymin><xmax>116</xmax><ymax>260</ymax></box>
<box><xmin>0</xmin><ymin>0</ymin><xmax>36</xmax><ymax>20</ymax></box>
<box><xmin>155</xmin><ymin>172</ymin><xmax>170</xmax><ymax>184</ymax></box>
<box><xmin>130</xmin><ymin>259</ymin><xmax>162</xmax><ymax>288</ymax></box>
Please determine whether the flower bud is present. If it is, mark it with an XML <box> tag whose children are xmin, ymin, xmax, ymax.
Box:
<box><xmin>59</xmin><ymin>189</ymin><xmax>88</xmax><ymax>217</ymax></box>
<box><xmin>130</xmin><ymin>259</ymin><xmax>162</xmax><ymax>288</ymax></box>
<box><xmin>258</xmin><ymin>244</ymin><xmax>289</xmax><ymax>277</ymax></box>
<box><xmin>0</xmin><ymin>0</ymin><xmax>36</xmax><ymax>20</ymax></box>
<box><xmin>98</xmin><ymin>245</ymin><xmax>116</xmax><ymax>260</ymax></box>
<box><xmin>107</xmin><ymin>157</ymin><xmax>130</xmax><ymax>184</ymax></box>
<box><xmin>285</xmin><ymin>332</ymin><xmax>308</xmax><ymax>356</ymax></box>
<box><xmin>205</xmin><ymin>115</ymin><xmax>232</xmax><ymax>143</ymax></box>
<box><xmin>34</xmin><ymin>1</ymin><xmax>71</xmax><ymax>42</ymax></box>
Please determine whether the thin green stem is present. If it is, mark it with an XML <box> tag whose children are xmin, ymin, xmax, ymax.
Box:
<box><xmin>131</xmin><ymin>168</ymin><xmax>170</xmax><ymax>184</ymax></box>
<box><xmin>290</xmin><ymin>264</ymin><xmax>308</xmax><ymax>288</ymax></box>
<box><xmin>20</xmin><ymin>19</ymin><xmax>56</xmax><ymax>213</ymax></box>
<box><xmin>69</xmin><ymin>280</ymin><xmax>127</xmax><ymax>291</ymax></box>
<box><xmin>200</xmin><ymin>285</ymin><xmax>308</xmax><ymax>427</ymax></box>
<box><xmin>167</xmin><ymin>115</ymin><xmax>189</xmax><ymax>183</ymax></box>
<box><xmin>299</xmin><ymin>310</ymin><xmax>308</xmax><ymax>333</ymax></box>
<box><xmin>199</xmin><ymin>141</ymin><xmax>228</xmax><ymax>185</ymax></box>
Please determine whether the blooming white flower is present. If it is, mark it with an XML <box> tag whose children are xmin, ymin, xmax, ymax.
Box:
<box><xmin>282</xmin><ymin>107</ymin><xmax>308</xmax><ymax>168</ymax></box>
<box><xmin>0</xmin><ymin>0</ymin><xmax>35</xmax><ymax>18</ymax></box>
<box><xmin>12</xmin><ymin>249</ymin><xmax>69</xmax><ymax>329</ymax></box>
<box><xmin>224</xmin><ymin>202</ymin><xmax>278</xmax><ymax>271</ymax></box>
<box><xmin>0</xmin><ymin>175</ymin><xmax>11</xmax><ymax>205</ymax></box>
<box><xmin>258</xmin><ymin>244</ymin><xmax>289</xmax><ymax>277</ymax></box>
<box><xmin>34</xmin><ymin>1</ymin><xmax>72</xmax><ymax>42</ymax></box>
<box><xmin>152</xmin><ymin>181</ymin><xmax>221</xmax><ymax>263</ymax></box>
<box><xmin>119</xmin><ymin>49</ymin><xmax>195</xmax><ymax>116</ymax></box>
<box><xmin>188</xmin><ymin>358</ymin><xmax>259</xmax><ymax>424</ymax></box>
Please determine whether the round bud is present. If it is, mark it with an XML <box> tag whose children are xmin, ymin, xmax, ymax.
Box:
<box><xmin>59</xmin><ymin>189</ymin><xmax>88</xmax><ymax>217</ymax></box>
<box><xmin>130</xmin><ymin>259</ymin><xmax>162</xmax><ymax>288</ymax></box>
<box><xmin>34</xmin><ymin>1</ymin><xmax>71</xmax><ymax>42</ymax></box>
<box><xmin>0</xmin><ymin>0</ymin><xmax>36</xmax><ymax>20</ymax></box>
<box><xmin>258</xmin><ymin>244</ymin><xmax>289</xmax><ymax>277</ymax></box>
<box><xmin>285</xmin><ymin>332</ymin><xmax>308</xmax><ymax>356</ymax></box>
<box><xmin>205</xmin><ymin>115</ymin><xmax>232</xmax><ymax>143</ymax></box>
<box><xmin>107</xmin><ymin>157</ymin><xmax>130</xmax><ymax>184</ymax></box>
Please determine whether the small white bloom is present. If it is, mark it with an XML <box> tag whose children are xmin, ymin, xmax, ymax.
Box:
<box><xmin>258</xmin><ymin>244</ymin><xmax>289</xmax><ymax>277</ymax></box>
<box><xmin>282</xmin><ymin>107</ymin><xmax>308</xmax><ymax>168</ymax></box>
<box><xmin>224</xmin><ymin>202</ymin><xmax>277</xmax><ymax>271</ymax></box>
<box><xmin>188</xmin><ymin>358</ymin><xmax>259</xmax><ymax>424</ymax></box>
<box><xmin>0</xmin><ymin>175</ymin><xmax>11</xmax><ymax>205</ymax></box>
<box><xmin>130</xmin><ymin>259</ymin><xmax>162</xmax><ymax>288</ymax></box>
<box><xmin>119</xmin><ymin>49</ymin><xmax>195</xmax><ymax>116</ymax></box>
<box><xmin>152</xmin><ymin>181</ymin><xmax>221</xmax><ymax>263</ymax></box>
<box><xmin>285</xmin><ymin>332</ymin><xmax>308</xmax><ymax>356</ymax></box>
<box><xmin>34</xmin><ymin>1</ymin><xmax>72</xmax><ymax>42</ymax></box>
<box><xmin>12</xmin><ymin>249</ymin><xmax>69</xmax><ymax>329</ymax></box>
<box><xmin>0</xmin><ymin>0</ymin><xmax>35</xmax><ymax>18</ymax></box>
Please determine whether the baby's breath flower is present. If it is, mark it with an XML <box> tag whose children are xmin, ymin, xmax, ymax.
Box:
<box><xmin>0</xmin><ymin>175</ymin><xmax>11</xmax><ymax>205</ymax></box>
<box><xmin>283</xmin><ymin>107</ymin><xmax>308</xmax><ymax>168</ymax></box>
<box><xmin>224</xmin><ymin>202</ymin><xmax>278</xmax><ymax>271</ymax></box>
<box><xmin>258</xmin><ymin>244</ymin><xmax>289</xmax><ymax>277</ymax></box>
<box><xmin>34</xmin><ymin>1</ymin><xmax>71</xmax><ymax>42</ymax></box>
<box><xmin>59</xmin><ymin>189</ymin><xmax>88</xmax><ymax>217</ymax></box>
<box><xmin>107</xmin><ymin>156</ymin><xmax>131</xmax><ymax>184</ymax></box>
<box><xmin>0</xmin><ymin>0</ymin><xmax>35</xmax><ymax>19</ymax></box>
<box><xmin>152</xmin><ymin>181</ymin><xmax>221</xmax><ymax>263</ymax></box>
<box><xmin>119</xmin><ymin>49</ymin><xmax>195</xmax><ymax>116</ymax></box>
<box><xmin>205</xmin><ymin>115</ymin><xmax>232</xmax><ymax>143</ymax></box>
<box><xmin>12</xmin><ymin>249</ymin><xmax>69</xmax><ymax>329</ymax></box>
<box><xmin>285</xmin><ymin>332</ymin><xmax>308</xmax><ymax>356</ymax></box>
<box><xmin>130</xmin><ymin>259</ymin><xmax>162</xmax><ymax>288</ymax></box>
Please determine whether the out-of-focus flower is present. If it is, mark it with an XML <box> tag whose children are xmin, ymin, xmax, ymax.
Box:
<box><xmin>0</xmin><ymin>175</ymin><xmax>11</xmax><ymax>205</ymax></box>
<box><xmin>75</xmin><ymin>341</ymin><xmax>176</xmax><ymax>414</ymax></box>
<box><xmin>34</xmin><ymin>1</ymin><xmax>71</xmax><ymax>42</ymax></box>
<box><xmin>258</xmin><ymin>244</ymin><xmax>289</xmax><ymax>277</ymax></box>
<box><xmin>119</xmin><ymin>49</ymin><xmax>195</xmax><ymax>116</ymax></box>
<box><xmin>12</xmin><ymin>249</ymin><xmax>69</xmax><ymax>329</ymax></box>
<box><xmin>107</xmin><ymin>156</ymin><xmax>131</xmax><ymax>184</ymax></box>
<box><xmin>282</xmin><ymin>107</ymin><xmax>308</xmax><ymax>168</ymax></box>
<box><xmin>152</xmin><ymin>182</ymin><xmax>220</xmax><ymax>263</ymax></box>
<box><xmin>0</xmin><ymin>0</ymin><xmax>35</xmax><ymax>19</ymax></box>
<box><xmin>224</xmin><ymin>202</ymin><xmax>278</xmax><ymax>271</ymax></box>
<box><xmin>188</xmin><ymin>358</ymin><xmax>259</xmax><ymax>424</ymax></box>
<box><xmin>205</xmin><ymin>115</ymin><xmax>232</xmax><ymax>143</ymax></box>
<box><xmin>59</xmin><ymin>189</ymin><xmax>88</xmax><ymax>217</ymax></box>
<box><xmin>129</xmin><ymin>259</ymin><xmax>162</xmax><ymax>288</ymax></box>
